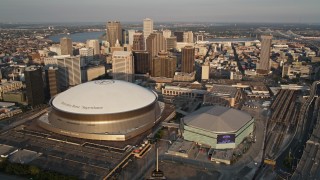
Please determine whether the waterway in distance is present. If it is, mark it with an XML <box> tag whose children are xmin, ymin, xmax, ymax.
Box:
<box><xmin>49</xmin><ymin>31</ymin><xmax>105</xmax><ymax>43</ymax></box>
<box><xmin>49</xmin><ymin>31</ymin><xmax>258</xmax><ymax>43</ymax></box>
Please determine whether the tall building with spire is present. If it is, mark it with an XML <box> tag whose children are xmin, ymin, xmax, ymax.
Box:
<box><xmin>257</xmin><ymin>35</ymin><xmax>272</xmax><ymax>75</ymax></box>
<box><xmin>143</xmin><ymin>18</ymin><xmax>154</xmax><ymax>48</ymax></box>
<box><xmin>106</xmin><ymin>21</ymin><xmax>122</xmax><ymax>47</ymax></box>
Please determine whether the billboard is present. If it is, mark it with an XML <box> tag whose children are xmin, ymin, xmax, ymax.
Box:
<box><xmin>217</xmin><ymin>134</ymin><xmax>235</xmax><ymax>144</ymax></box>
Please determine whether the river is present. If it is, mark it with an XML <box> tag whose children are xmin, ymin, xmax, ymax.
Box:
<box><xmin>48</xmin><ymin>31</ymin><xmax>257</xmax><ymax>43</ymax></box>
<box><xmin>49</xmin><ymin>31</ymin><xmax>105</xmax><ymax>43</ymax></box>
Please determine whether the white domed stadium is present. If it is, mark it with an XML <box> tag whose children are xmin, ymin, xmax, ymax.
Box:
<box><xmin>38</xmin><ymin>80</ymin><xmax>164</xmax><ymax>141</ymax></box>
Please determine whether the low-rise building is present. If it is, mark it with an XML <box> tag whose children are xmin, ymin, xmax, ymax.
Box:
<box><xmin>0</xmin><ymin>81</ymin><xmax>23</xmax><ymax>100</ymax></box>
<box><xmin>162</xmin><ymin>85</ymin><xmax>207</xmax><ymax>99</ymax></box>
<box><xmin>173</xmin><ymin>72</ymin><xmax>195</xmax><ymax>82</ymax></box>
<box><xmin>204</xmin><ymin>84</ymin><xmax>242</xmax><ymax>107</ymax></box>
<box><xmin>282</xmin><ymin>62</ymin><xmax>312</xmax><ymax>79</ymax></box>
<box><xmin>3</xmin><ymin>91</ymin><xmax>26</xmax><ymax>104</ymax></box>
<box><xmin>182</xmin><ymin>106</ymin><xmax>254</xmax><ymax>149</ymax></box>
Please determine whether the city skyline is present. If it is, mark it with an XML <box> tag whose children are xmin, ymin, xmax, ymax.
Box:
<box><xmin>0</xmin><ymin>0</ymin><xmax>320</xmax><ymax>23</ymax></box>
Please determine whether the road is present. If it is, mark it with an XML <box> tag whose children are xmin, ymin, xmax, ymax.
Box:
<box><xmin>232</xmin><ymin>43</ymin><xmax>245</xmax><ymax>75</ymax></box>
<box><xmin>0</xmin><ymin>107</ymin><xmax>48</xmax><ymax>134</ymax></box>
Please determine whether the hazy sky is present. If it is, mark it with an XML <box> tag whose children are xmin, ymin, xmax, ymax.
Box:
<box><xmin>1</xmin><ymin>0</ymin><xmax>319</xmax><ymax>23</ymax></box>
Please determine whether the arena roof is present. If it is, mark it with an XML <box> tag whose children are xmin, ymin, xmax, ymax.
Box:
<box><xmin>183</xmin><ymin>106</ymin><xmax>253</xmax><ymax>133</ymax></box>
<box><xmin>52</xmin><ymin>80</ymin><xmax>157</xmax><ymax>115</ymax></box>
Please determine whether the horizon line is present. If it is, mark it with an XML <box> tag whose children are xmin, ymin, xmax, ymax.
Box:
<box><xmin>1</xmin><ymin>21</ymin><xmax>320</xmax><ymax>25</ymax></box>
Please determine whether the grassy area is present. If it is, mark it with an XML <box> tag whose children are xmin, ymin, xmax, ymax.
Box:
<box><xmin>154</xmin><ymin>129</ymin><xmax>165</xmax><ymax>140</ymax></box>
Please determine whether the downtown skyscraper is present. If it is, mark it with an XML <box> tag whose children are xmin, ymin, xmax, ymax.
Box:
<box><xmin>86</xmin><ymin>39</ymin><xmax>100</xmax><ymax>55</ymax></box>
<box><xmin>143</xmin><ymin>18</ymin><xmax>153</xmax><ymax>49</ymax></box>
<box><xmin>107</xmin><ymin>21</ymin><xmax>122</xmax><ymax>47</ymax></box>
<box><xmin>181</xmin><ymin>46</ymin><xmax>195</xmax><ymax>73</ymax></box>
<box><xmin>151</xmin><ymin>51</ymin><xmax>177</xmax><ymax>78</ymax></box>
<box><xmin>24</xmin><ymin>66</ymin><xmax>45</xmax><ymax>107</ymax></box>
<box><xmin>146</xmin><ymin>32</ymin><xmax>167</xmax><ymax>58</ymax></box>
<box><xmin>112</xmin><ymin>51</ymin><xmax>134</xmax><ymax>82</ymax></box>
<box><xmin>133</xmin><ymin>32</ymin><xmax>144</xmax><ymax>51</ymax></box>
<box><xmin>60</xmin><ymin>37</ymin><xmax>72</xmax><ymax>55</ymax></box>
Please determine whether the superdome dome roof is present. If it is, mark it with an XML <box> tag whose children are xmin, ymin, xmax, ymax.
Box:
<box><xmin>51</xmin><ymin>80</ymin><xmax>157</xmax><ymax>115</ymax></box>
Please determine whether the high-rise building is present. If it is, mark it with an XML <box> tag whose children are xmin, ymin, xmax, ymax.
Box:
<box><xmin>112</xmin><ymin>51</ymin><xmax>134</xmax><ymax>82</ymax></box>
<box><xmin>57</xmin><ymin>56</ymin><xmax>81</xmax><ymax>90</ymax></box>
<box><xmin>181</xmin><ymin>46</ymin><xmax>195</xmax><ymax>73</ymax></box>
<box><xmin>79</xmin><ymin>48</ymin><xmax>94</xmax><ymax>57</ymax></box>
<box><xmin>128</xmin><ymin>30</ymin><xmax>136</xmax><ymax>45</ymax></box>
<box><xmin>174</xmin><ymin>31</ymin><xmax>184</xmax><ymax>42</ymax></box>
<box><xmin>151</xmin><ymin>51</ymin><xmax>177</xmax><ymax>78</ymax></box>
<box><xmin>79</xmin><ymin>47</ymin><xmax>94</xmax><ymax>66</ymax></box>
<box><xmin>86</xmin><ymin>65</ymin><xmax>105</xmax><ymax>81</ymax></box>
<box><xmin>133</xmin><ymin>33</ymin><xmax>144</xmax><ymax>51</ymax></box>
<box><xmin>166</xmin><ymin>37</ymin><xmax>177</xmax><ymax>51</ymax></box>
<box><xmin>183</xmin><ymin>31</ymin><xmax>194</xmax><ymax>43</ymax></box>
<box><xmin>121</xmin><ymin>29</ymin><xmax>127</xmax><ymax>45</ymax></box>
<box><xmin>257</xmin><ymin>35</ymin><xmax>272</xmax><ymax>75</ymax></box>
<box><xmin>162</xmin><ymin>29</ymin><xmax>172</xmax><ymax>39</ymax></box>
<box><xmin>45</xmin><ymin>66</ymin><xmax>60</xmax><ymax>99</ymax></box>
<box><xmin>60</xmin><ymin>37</ymin><xmax>72</xmax><ymax>55</ymax></box>
<box><xmin>86</xmin><ymin>39</ymin><xmax>100</xmax><ymax>55</ymax></box>
<box><xmin>201</xmin><ymin>63</ymin><xmax>210</xmax><ymax>80</ymax></box>
<box><xmin>107</xmin><ymin>21</ymin><xmax>122</xmax><ymax>47</ymax></box>
<box><xmin>146</xmin><ymin>32</ymin><xmax>167</xmax><ymax>58</ymax></box>
<box><xmin>133</xmin><ymin>51</ymin><xmax>150</xmax><ymax>74</ymax></box>
<box><xmin>143</xmin><ymin>18</ymin><xmax>154</xmax><ymax>47</ymax></box>
<box><xmin>24</xmin><ymin>66</ymin><xmax>45</xmax><ymax>107</ymax></box>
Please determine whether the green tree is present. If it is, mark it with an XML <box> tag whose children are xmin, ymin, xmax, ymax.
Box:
<box><xmin>29</xmin><ymin>165</ymin><xmax>40</xmax><ymax>176</ymax></box>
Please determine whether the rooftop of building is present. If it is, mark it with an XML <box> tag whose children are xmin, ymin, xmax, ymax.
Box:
<box><xmin>112</xmin><ymin>51</ymin><xmax>132</xmax><ymax>57</ymax></box>
<box><xmin>25</xmin><ymin>65</ymin><xmax>41</xmax><ymax>71</ymax></box>
<box><xmin>207</xmin><ymin>84</ymin><xmax>238</xmax><ymax>98</ymax></box>
<box><xmin>0</xmin><ymin>81</ymin><xmax>22</xmax><ymax>86</ymax></box>
<box><xmin>164</xmin><ymin>81</ymin><xmax>205</xmax><ymax>90</ymax></box>
<box><xmin>184</xmin><ymin>105</ymin><xmax>253</xmax><ymax>133</ymax></box>
<box><xmin>52</xmin><ymin>80</ymin><xmax>157</xmax><ymax>115</ymax></box>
